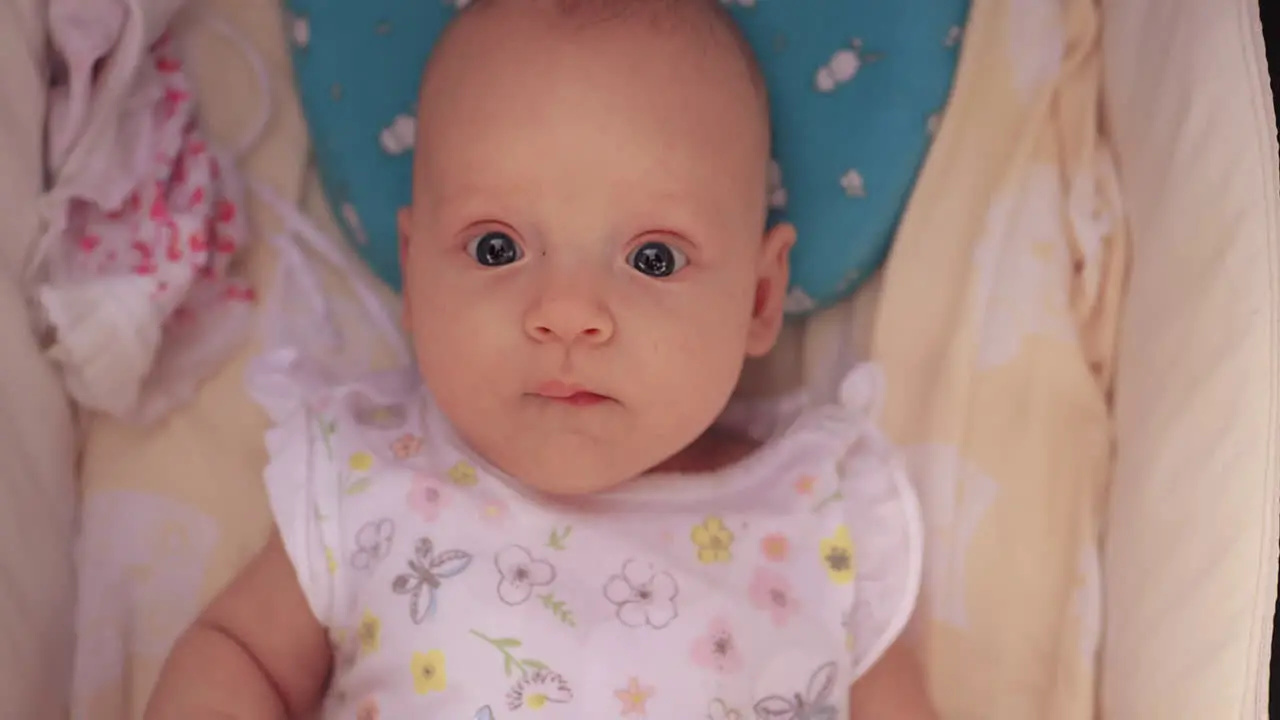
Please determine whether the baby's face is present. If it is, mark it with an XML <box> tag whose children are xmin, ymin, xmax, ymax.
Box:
<box><xmin>399</xmin><ymin>4</ymin><xmax>792</xmax><ymax>495</ymax></box>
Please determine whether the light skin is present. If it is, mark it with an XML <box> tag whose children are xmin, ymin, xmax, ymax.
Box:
<box><xmin>146</xmin><ymin>2</ymin><xmax>935</xmax><ymax>717</ymax></box>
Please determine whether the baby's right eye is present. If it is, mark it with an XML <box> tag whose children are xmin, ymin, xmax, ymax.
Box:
<box><xmin>466</xmin><ymin>231</ymin><xmax>523</xmax><ymax>267</ymax></box>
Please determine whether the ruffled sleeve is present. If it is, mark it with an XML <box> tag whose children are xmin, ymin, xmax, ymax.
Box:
<box><xmin>834</xmin><ymin>364</ymin><xmax>926</xmax><ymax>677</ymax></box>
<box><xmin>250</xmin><ymin>348</ymin><xmax>346</xmax><ymax>628</ymax></box>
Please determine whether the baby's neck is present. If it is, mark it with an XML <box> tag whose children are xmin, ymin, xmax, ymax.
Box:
<box><xmin>647</xmin><ymin>425</ymin><xmax>760</xmax><ymax>475</ymax></box>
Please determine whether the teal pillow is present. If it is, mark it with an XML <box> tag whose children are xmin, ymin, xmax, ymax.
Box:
<box><xmin>285</xmin><ymin>0</ymin><xmax>968</xmax><ymax>314</ymax></box>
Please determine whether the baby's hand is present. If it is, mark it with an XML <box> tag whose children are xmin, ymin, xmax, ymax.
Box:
<box><xmin>145</xmin><ymin>530</ymin><xmax>331</xmax><ymax>719</ymax></box>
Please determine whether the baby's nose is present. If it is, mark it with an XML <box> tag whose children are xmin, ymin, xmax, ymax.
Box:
<box><xmin>524</xmin><ymin>293</ymin><xmax>615</xmax><ymax>346</ymax></box>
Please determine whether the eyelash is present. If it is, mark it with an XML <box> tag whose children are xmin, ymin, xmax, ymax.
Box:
<box><xmin>459</xmin><ymin>228</ymin><xmax>693</xmax><ymax>277</ymax></box>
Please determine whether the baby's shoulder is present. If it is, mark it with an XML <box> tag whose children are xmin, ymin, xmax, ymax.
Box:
<box><xmin>290</xmin><ymin>369</ymin><xmax>431</xmax><ymax>442</ymax></box>
<box><xmin>262</xmin><ymin>369</ymin><xmax>441</xmax><ymax>497</ymax></box>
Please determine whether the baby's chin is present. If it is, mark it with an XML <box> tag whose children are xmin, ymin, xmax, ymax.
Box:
<box><xmin>492</xmin><ymin>447</ymin><xmax>655</xmax><ymax>498</ymax></box>
<box><xmin>473</xmin><ymin>433</ymin><xmax>681</xmax><ymax>498</ymax></box>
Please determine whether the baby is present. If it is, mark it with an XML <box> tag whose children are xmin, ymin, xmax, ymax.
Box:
<box><xmin>147</xmin><ymin>1</ymin><xmax>933</xmax><ymax>717</ymax></box>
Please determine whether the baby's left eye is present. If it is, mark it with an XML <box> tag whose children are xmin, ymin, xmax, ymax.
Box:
<box><xmin>627</xmin><ymin>241</ymin><xmax>687</xmax><ymax>278</ymax></box>
<box><xmin>467</xmin><ymin>231</ymin><xmax>523</xmax><ymax>267</ymax></box>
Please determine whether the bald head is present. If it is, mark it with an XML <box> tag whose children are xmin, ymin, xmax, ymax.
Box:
<box><xmin>442</xmin><ymin>0</ymin><xmax>768</xmax><ymax>110</ymax></box>
<box><xmin>412</xmin><ymin>0</ymin><xmax>775</xmax><ymax>221</ymax></box>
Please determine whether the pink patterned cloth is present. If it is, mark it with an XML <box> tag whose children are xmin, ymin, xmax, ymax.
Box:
<box><xmin>38</xmin><ymin>24</ymin><xmax>256</xmax><ymax>422</ymax></box>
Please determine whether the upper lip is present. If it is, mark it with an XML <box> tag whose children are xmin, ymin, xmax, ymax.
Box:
<box><xmin>533</xmin><ymin>380</ymin><xmax>604</xmax><ymax>399</ymax></box>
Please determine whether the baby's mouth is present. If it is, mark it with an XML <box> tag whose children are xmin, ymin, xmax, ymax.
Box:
<box><xmin>531</xmin><ymin>381</ymin><xmax>611</xmax><ymax>407</ymax></box>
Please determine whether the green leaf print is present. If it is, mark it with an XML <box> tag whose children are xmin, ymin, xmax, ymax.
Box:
<box><xmin>537</xmin><ymin>593</ymin><xmax>577</xmax><ymax>627</ymax></box>
<box><xmin>470</xmin><ymin>630</ymin><xmax>552</xmax><ymax>679</ymax></box>
<box><xmin>812</xmin><ymin>490</ymin><xmax>843</xmax><ymax>514</ymax></box>
<box><xmin>546</xmin><ymin>525</ymin><xmax>573</xmax><ymax>551</ymax></box>
<box><xmin>314</xmin><ymin>415</ymin><xmax>337</xmax><ymax>460</ymax></box>
<box><xmin>345</xmin><ymin>478</ymin><xmax>372</xmax><ymax>496</ymax></box>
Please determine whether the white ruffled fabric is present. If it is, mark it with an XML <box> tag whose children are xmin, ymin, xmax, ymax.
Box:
<box><xmin>32</xmin><ymin>0</ymin><xmax>262</xmax><ymax>423</ymax></box>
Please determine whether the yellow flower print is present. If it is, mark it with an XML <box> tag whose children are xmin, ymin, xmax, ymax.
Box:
<box><xmin>410</xmin><ymin>649</ymin><xmax>448</xmax><ymax>695</ymax></box>
<box><xmin>819</xmin><ymin>524</ymin><xmax>855</xmax><ymax>585</ymax></box>
<box><xmin>691</xmin><ymin>516</ymin><xmax>735</xmax><ymax>564</ymax></box>
<box><xmin>447</xmin><ymin>461</ymin><xmax>479</xmax><ymax>487</ymax></box>
<box><xmin>325</xmin><ymin>547</ymin><xmax>337</xmax><ymax>575</ymax></box>
<box><xmin>349</xmin><ymin>451</ymin><xmax>374</xmax><ymax>472</ymax></box>
<box><xmin>357</xmin><ymin>611</ymin><xmax>381</xmax><ymax>655</ymax></box>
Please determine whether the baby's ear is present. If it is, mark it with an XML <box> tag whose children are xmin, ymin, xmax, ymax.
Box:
<box><xmin>397</xmin><ymin>207</ymin><xmax>413</xmax><ymax>267</ymax></box>
<box><xmin>744</xmin><ymin>222</ymin><xmax>796</xmax><ymax>358</ymax></box>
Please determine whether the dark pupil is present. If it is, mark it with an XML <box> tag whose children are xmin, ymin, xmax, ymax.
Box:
<box><xmin>476</xmin><ymin>232</ymin><xmax>518</xmax><ymax>266</ymax></box>
<box><xmin>631</xmin><ymin>242</ymin><xmax>676</xmax><ymax>277</ymax></box>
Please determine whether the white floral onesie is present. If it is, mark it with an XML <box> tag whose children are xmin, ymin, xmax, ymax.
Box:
<box><xmin>262</xmin><ymin>363</ymin><xmax>923</xmax><ymax>719</ymax></box>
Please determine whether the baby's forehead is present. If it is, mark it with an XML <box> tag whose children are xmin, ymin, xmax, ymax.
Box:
<box><xmin>412</xmin><ymin>0</ymin><xmax>772</xmax><ymax>219</ymax></box>
<box><xmin>459</xmin><ymin>0</ymin><xmax>732</xmax><ymax>33</ymax></box>
<box><xmin>433</xmin><ymin>0</ymin><xmax>766</xmax><ymax>105</ymax></box>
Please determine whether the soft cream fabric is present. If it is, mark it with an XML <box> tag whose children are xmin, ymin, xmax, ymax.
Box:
<box><xmin>0</xmin><ymin>0</ymin><xmax>80</xmax><ymax>716</ymax></box>
<box><xmin>1099</xmin><ymin>0</ymin><xmax>1279</xmax><ymax>717</ymax></box>
<box><xmin>69</xmin><ymin>3</ymin><xmax>298</xmax><ymax>715</ymax></box>
<box><xmin>788</xmin><ymin>0</ymin><xmax>1127</xmax><ymax>717</ymax></box>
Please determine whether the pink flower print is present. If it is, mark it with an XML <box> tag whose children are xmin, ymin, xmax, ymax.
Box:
<box><xmin>155</xmin><ymin>54</ymin><xmax>182</xmax><ymax>73</ymax></box>
<box><xmin>406</xmin><ymin>475</ymin><xmax>450</xmax><ymax>522</ymax></box>
<box><xmin>759</xmin><ymin>533</ymin><xmax>790</xmax><ymax>562</ymax></box>
<box><xmin>390</xmin><ymin>434</ymin><xmax>424</xmax><ymax>460</ymax></box>
<box><xmin>614</xmin><ymin>677</ymin><xmax>655</xmax><ymax>717</ymax></box>
<box><xmin>189</xmin><ymin>229</ymin><xmax>208</xmax><ymax>254</ymax></box>
<box><xmin>747</xmin><ymin>567</ymin><xmax>800</xmax><ymax>627</ymax></box>
<box><xmin>690</xmin><ymin>616</ymin><xmax>744</xmax><ymax>674</ymax></box>
<box><xmin>214</xmin><ymin>198</ymin><xmax>237</xmax><ymax>224</ymax></box>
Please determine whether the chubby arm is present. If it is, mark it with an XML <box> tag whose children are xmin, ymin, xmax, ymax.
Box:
<box><xmin>848</xmin><ymin>636</ymin><xmax>937</xmax><ymax>720</ymax></box>
<box><xmin>146</xmin><ymin>530</ymin><xmax>332</xmax><ymax>719</ymax></box>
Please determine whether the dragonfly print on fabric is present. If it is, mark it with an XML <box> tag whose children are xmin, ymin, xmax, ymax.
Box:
<box><xmin>390</xmin><ymin>536</ymin><xmax>473</xmax><ymax>623</ymax></box>
<box><xmin>752</xmin><ymin>661</ymin><xmax>840</xmax><ymax>719</ymax></box>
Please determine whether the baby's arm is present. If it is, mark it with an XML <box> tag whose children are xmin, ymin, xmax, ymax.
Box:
<box><xmin>848</xmin><ymin>636</ymin><xmax>937</xmax><ymax>720</ymax></box>
<box><xmin>146</xmin><ymin>530</ymin><xmax>331</xmax><ymax>719</ymax></box>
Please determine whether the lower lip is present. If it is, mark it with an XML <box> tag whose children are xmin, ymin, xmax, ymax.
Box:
<box><xmin>542</xmin><ymin>392</ymin><xmax>608</xmax><ymax>407</ymax></box>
